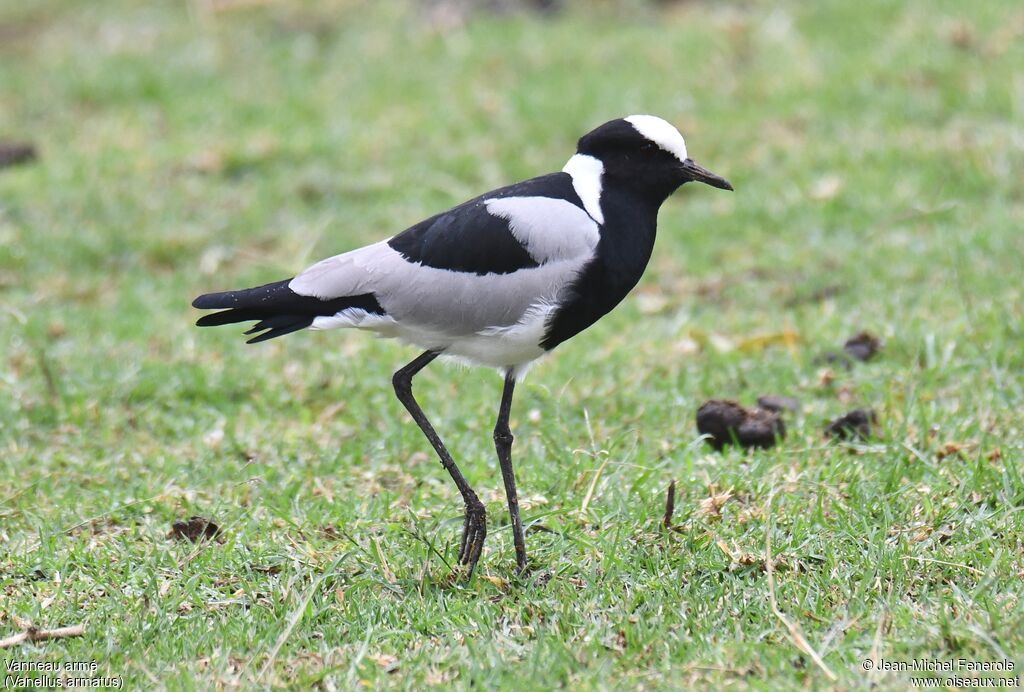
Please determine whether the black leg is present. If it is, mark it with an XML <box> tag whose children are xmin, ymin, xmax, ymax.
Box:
<box><xmin>392</xmin><ymin>351</ymin><xmax>486</xmax><ymax>576</ymax></box>
<box><xmin>494</xmin><ymin>370</ymin><xmax>527</xmax><ymax>572</ymax></box>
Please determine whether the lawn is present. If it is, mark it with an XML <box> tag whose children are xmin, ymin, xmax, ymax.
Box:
<box><xmin>1</xmin><ymin>0</ymin><xmax>1022</xmax><ymax>688</ymax></box>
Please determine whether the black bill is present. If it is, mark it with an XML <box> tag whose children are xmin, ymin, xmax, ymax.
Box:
<box><xmin>681</xmin><ymin>158</ymin><xmax>733</xmax><ymax>191</ymax></box>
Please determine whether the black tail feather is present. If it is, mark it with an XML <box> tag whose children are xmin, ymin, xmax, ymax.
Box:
<box><xmin>192</xmin><ymin>278</ymin><xmax>384</xmax><ymax>344</ymax></box>
<box><xmin>245</xmin><ymin>315</ymin><xmax>300</xmax><ymax>334</ymax></box>
<box><xmin>245</xmin><ymin>319</ymin><xmax>314</xmax><ymax>344</ymax></box>
<box><xmin>192</xmin><ymin>279</ymin><xmax>296</xmax><ymax>310</ymax></box>
<box><xmin>196</xmin><ymin>308</ymin><xmax>267</xmax><ymax>328</ymax></box>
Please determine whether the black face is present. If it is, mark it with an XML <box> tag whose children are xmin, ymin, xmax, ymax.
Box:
<box><xmin>577</xmin><ymin>119</ymin><xmax>732</xmax><ymax>204</ymax></box>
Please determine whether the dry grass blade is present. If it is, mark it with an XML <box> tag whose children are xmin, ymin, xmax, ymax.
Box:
<box><xmin>0</xmin><ymin>624</ymin><xmax>85</xmax><ymax>649</ymax></box>
<box><xmin>578</xmin><ymin>409</ymin><xmax>610</xmax><ymax>516</ymax></box>
<box><xmin>764</xmin><ymin>491</ymin><xmax>837</xmax><ymax>682</ymax></box>
<box><xmin>253</xmin><ymin>553</ymin><xmax>348</xmax><ymax>683</ymax></box>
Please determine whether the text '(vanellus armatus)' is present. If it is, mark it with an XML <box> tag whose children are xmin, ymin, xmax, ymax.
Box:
<box><xmin>192</xmin><ymin>115</ymin><xmax>732</xmax><ymax>577</ymax></box>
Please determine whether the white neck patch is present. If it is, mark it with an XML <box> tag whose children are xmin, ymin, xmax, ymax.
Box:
<box><xmin>624</xmin><ymin>114</ymin><xmax>688</xmax><ymax>162</ymax></box>
<box><xmin>562</xmin><ymin>153</ymin><xmax>605</xmax><ymax>225</ymax></box>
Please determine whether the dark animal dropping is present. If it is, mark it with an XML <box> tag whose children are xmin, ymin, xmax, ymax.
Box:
<box><xmin>170</xmin><ymin>516</ymin><xmax>221</xmax><ymax>542</ymax></box>
<box><xmin>696</xmin><ymin>399</ymin><xmax>785</xmax><ymax>450</ymax></box>
<box><xmin>824</xmin><ymin>409</ymin><xmax>877</xmax><ymax>440</ymax></box>
<box><xmin>815</xmin><ymin>330</ymin><xmax>882</xmax><ymax>368</ymax></box>
<box><xmin>843</xmin><ymin>331</ymin><xmax>881</xmax><ymax>362</ymax></box>
<box><xmin>0</xmin><ymin>141</ymin><xmax>37</xmax><ymax>169</ymax></box>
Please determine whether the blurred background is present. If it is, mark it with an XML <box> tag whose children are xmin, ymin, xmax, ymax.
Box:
<box><xmin>1</xmin><ymin>0</ymin><xmax>1022</xmax><ymax>686</ymax></box>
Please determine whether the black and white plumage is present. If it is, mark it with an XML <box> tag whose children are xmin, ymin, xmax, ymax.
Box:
<box><xmin>193</xmin><ymin>115</ymin><xmax>732</xmax><ymax>577</ymax></box>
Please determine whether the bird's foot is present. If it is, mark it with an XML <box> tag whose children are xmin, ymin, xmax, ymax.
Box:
<box><xmin>514</xmin><ymin>556</ymin><xmax>529</xmax><ymax>576</ymax></box>
<box><xmin>456</xmin><ymin>500</ymin><xmax>487</xmax><ymax>576</ymax></box>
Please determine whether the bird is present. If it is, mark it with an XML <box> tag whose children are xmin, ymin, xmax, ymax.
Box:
<box><xmin>192</xmin><ymin>115</ymin><xmax>732</xmax><ymax>577</ymax></box>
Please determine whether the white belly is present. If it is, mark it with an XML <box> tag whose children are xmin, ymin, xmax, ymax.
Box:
<box><xmin>311</xmin><ymin>303</ymin><xmax>554</xmax><ymax>370</ymax></box>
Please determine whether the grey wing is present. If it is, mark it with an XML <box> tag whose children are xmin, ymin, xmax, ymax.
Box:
<box><xmin>289</xmin><ymin>193</ymin><xmax>600</xmax><ymax>336</ymax></box>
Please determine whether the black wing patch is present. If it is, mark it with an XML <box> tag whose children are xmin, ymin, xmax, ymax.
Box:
<box><xmin>388</xmin><ymin>204</ymin><xmax>538</xmax><ymax>275</ymax></box>
<box><xmin>387</xmin><ymin>172</ymin><xmax>584</xmax><ymax>275</ymax></box>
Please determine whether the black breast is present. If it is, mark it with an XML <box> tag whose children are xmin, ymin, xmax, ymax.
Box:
<box><xmin>541</xmin><ymin>189</ymin><xmax>659</xmax><ymax>350</ymax></box>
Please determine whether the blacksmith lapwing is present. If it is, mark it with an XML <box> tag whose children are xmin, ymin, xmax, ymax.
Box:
<box><xmin>192</xmin><ymin>115</ymin><xmax>732</xmax><ymax>576</ymax></box>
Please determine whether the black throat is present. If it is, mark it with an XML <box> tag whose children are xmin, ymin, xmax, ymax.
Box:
<box><xmin>541</xmin><ymin>182</ymin><xmax>666</xmax><ymax>350</ymax></box>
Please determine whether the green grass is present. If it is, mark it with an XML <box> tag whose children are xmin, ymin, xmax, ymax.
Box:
<box><xmin>2</xmin><ymin>0</ymin><xmax>1022</xmax><ymax>688</ymax></box>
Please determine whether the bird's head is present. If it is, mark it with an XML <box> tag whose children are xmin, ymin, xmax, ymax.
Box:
<box><xmin>571</xmin><ymin>115</ymin><xmax>732</xmax><ymax>204</ymax></box>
